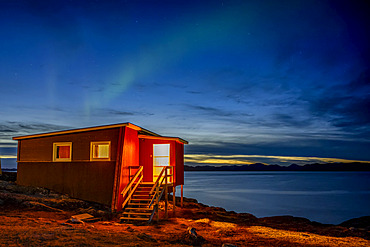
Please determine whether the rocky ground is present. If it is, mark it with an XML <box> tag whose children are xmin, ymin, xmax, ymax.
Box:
<box><xmin>0</xmin><ymin>172</ymin><xmax>369</xmax><ymax>246</ymax></box>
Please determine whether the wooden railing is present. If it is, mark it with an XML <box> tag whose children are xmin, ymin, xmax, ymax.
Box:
<box><xmin>149</xmin><ymin>166</ymin><xmax>173</xmax><ymax>220</ymax></box>
<box><xmin>153</xmin><ymin>165</ymin><xmax>174</xmax><ymax>183</ymax></box>
<box><xmin>121</xmin><ymin>166</ymin><xmax>143</xmax><ymax>209</ymax></box>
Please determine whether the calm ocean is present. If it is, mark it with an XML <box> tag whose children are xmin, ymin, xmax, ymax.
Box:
<box><xmin>183</xmin><ymin>171</ymin><xmax>370</xmax><ymax>224</ymax></box>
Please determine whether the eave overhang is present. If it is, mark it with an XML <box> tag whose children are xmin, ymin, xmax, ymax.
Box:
<box><xmin>138</xmin><ymin>134</ymin><xmax>188</xmax><ymax>144</ymax></box>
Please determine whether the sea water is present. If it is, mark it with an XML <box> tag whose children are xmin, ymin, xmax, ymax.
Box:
<box><xmin>183</xmin><ymin>171</ymin><xmax>370</xmax><ymax>224</ymax></box>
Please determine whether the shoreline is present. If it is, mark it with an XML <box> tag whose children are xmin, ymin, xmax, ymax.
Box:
<box><xmin>182</xmin><ymin>197</ymin><xmax>370</xmax><ymax>227</ymax></box>
<box><xmin>1</xmin><ymin>171</ymin><xmax>369</xmax><ymax>226</ymax></box>
<box><xmin>1</xmin><ymin>173</ymin><xmax>369</xmax><ymax>246</ymax></box>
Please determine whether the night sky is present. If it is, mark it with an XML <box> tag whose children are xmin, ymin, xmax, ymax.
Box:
<box><xmin>1</xmin><ymin>0</ymin><xmax>369</xmax><ymax>168</ymax></box>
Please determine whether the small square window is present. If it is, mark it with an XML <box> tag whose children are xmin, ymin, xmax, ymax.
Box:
<box><xmin>53</xmin><ymin>142</ymin><xmax>72</xmax><ymax>162</ymax></box>
<box><xmin>90</xmin><ymin>141</ymin><xmax>111</xmax><ymax>161</ymax></box>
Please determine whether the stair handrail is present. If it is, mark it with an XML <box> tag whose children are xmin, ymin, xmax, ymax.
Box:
<box><xmin>150</xmin><ymin>166</ymin><xmax>165</xmax><ymax>195</ymax></box>
<box><xmin>148</xmin><ymin>166</ymin><xmax>173</xmax><ymax>208</ymax></box>
<box><xmin>121</xmin><ymin>166</ymin><xmax>143</xmax><ymax>209</ymax></box>
<box><xmin>149</xmin><ymin>166</ymin><xmax>173</xmax><ymax>194</ymax></box>
<box><xmin>148</xmin><ymin>181</ymin><xmax>166</xmax><ymax>208</ymax></box>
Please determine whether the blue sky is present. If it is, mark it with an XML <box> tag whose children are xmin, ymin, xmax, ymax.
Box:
<box><xmin>0</xmin><ymin>0</ymin><xmax>369</xmax><ymax>168</ymax></box>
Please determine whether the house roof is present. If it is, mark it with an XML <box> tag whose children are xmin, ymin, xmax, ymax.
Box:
<box><xmin>138</xmin><ymin>134</ymin><xmax>188</xmax><ymax>144</ymax></box>
<box><xmin>12</xmin><ymin>122</ymin><xmax>188</xmax><ymax>144</ymax></box>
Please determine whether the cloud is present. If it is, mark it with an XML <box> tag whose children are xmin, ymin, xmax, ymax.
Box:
<box><xmin>186</xmin><ymin>91</ymin><xmax>203</xmax><ymax>95</ymax></box>
<box><xmin>0</xmin><ymin>155</ymin><xmax>16</xmax><ymax>159</ymax></box>
<box><xmin>185</xmin><ymin>154</ymin><xmax>370</xmax><ymax>167</ymax></box>
<box><xmin>186</xmin><ymin>137</ymin><xmax>370</xmax><ymax>161</ymax></box>
<box><xmin>308</xmin><ymin>69</ymin><xmax>370</xmax><ymax>132</ymax></box>
<box><xmin>186</xmin><ymin>104</ymin><xmax>253</xmax><ymax>118</ymax></box>
<box><xmin>3</xmin><ymin>121</ymin><xmax>69</xmax><ymax>133</ymax></box>
<box><xmin>0</xmin><ymin>121</ymin><xmax>71</xmax><ymax>157</ymax></box>
<box><xmin>0</xmin><ymin>147</ymin><xmax>17</xmax><ymax>157</ymax></box>
<box><xmin>94</xmin><ymin>108</ymin><xmax>154</xmax><ymax>117</ymax></box>
<box><xmin>106</xmin><ymin>109</ymin><xmax>135</xmax><ymax>116</ymax></box>
<box><xmin>186</xmin><ymin>105</ymin><xmax>233</xmax><ymax>117</ymax></box>
<box><xmin>269</xmin><ymin>114</ymin><xmax>313</xmax><ymax>128</ymax></box>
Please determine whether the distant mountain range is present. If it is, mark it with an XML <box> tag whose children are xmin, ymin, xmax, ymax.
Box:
<box><xmin>184</xmin><ymin>162</ymin><xmax>370</xmax><ymax>171</ymax></box>
<box><xmin>2</xmin><ymin>163</ymin><xmax>369</xmax><ymax>172</ymax></box>
<box><xmin>1</xmin><ymin>168</ymin><xmax>17</xmax><ymax>172</ymax></box>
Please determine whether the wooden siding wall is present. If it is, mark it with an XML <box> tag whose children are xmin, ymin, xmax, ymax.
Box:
<box><xmin>17</xmin><ymin>128</ymin><xmax>120</xmax><ymax>205</ymax></box>
<box><xmin>175</xmin><ymin>142</ymin><xmax>185</xmax><ymax>185</ymax></box>
<box><xmin>111</xmin><ymin>127</ymin><xmax>124</xmax><ymax>211</ymax></box>
<box><xmin>18</xmin><ymin>128</ymin><xmax>119</xmax><ymax>162</ymax></box>
<box><xmin>139</xmin><ymin>138</ymin><xmax>184</xmax><ymax>186</ymax></box>
<box><xmin>114</xmin><ymin>127</ymin><xmax>139</xmax><ymax>211</ymax></box>
<box><xmin>17</xmin><ymin>161</ymin><xmax>115</xmax><ymax>205</ymax></box>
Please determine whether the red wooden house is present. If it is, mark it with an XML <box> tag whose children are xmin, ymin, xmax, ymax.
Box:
<box><xmin>13</xmin><ymin>122</ymin><xmax>188</xmax><ymax>222</ymax></box>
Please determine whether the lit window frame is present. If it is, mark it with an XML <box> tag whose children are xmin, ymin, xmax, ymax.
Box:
<box><xmin>153</xmin><ymin>144</ymin><xmax>170</xmax><ymax>166</ymax></box>
<box><xmin>53</xmin><ymin>142</ymin><xmax>72</xmax><ymax>162</ymax></box>
<box><xmin>90</xmin><ymin>141</ymin><xmax>111</xmax><ymax>161</ymax></box>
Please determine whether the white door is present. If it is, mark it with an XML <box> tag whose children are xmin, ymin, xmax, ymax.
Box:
<box><xmin>153</xmin><ymin>144</ymin><xmax>170</xmax><ymax>182</ymax></box>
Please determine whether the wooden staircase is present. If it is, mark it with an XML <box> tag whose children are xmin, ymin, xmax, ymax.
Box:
<box><xmin>120</xmin><ymin>182</ymin><xmax>156</xmax><ymax>222</ymax></box>
<box><xmin>120</xmin><ymin>166</ymin><xmax>173</xmax><ymax>223</ymax></box>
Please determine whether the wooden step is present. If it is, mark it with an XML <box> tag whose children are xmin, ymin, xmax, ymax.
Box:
<box><xmin>142</xmin><ymin>182</ymin><xmax>154</xmax><ymax>185</ymax></box>
<box><xmin>125</xmin><ymin>207</ymin><xmax>153</xmax><ymax>211</ymax></box>
<box><xmin>127</xmin><ymin>203</ymin><xmax>150</xmax><ymax>206</ymax></box>
<box><xmin>120</xmin><ymin>178</ymin><xmax>165</xmax><ymax>223</ymax></box>
<box><xmin>134</xmin><ymin>188</ymin><xmax>151</xmax><ymax>191</ymax></box>
<box><xmin>132</xmin><ymin>194</ymin><xmax>151</xmax><ymax>198</ymax></box>
<box><xmin>132</xmin><ymin>195</ymin><xmax>151</xmax><ymax>198</ymax></box>
<box><xmin>128</xmin><ymin>201</ymin><xmax>150</xmax><ymax>204</ymax></box>
<box><xmin>135</xmin><ymin>190</ymin><xmax>151</xmax><ymax>193</ymax></box>
<box><xmin>126</xmin><ymin>206</ymin><xmax>150</xmax><ymax>209</ymax></box>
<box><xmin>135</xmin><ymin>188</ymin><xmax>152</xmax><ymax>191</ymax></box>
<box><xmin>130</xmin><ymin>198</ymin><xmax>151</xmax><ymax>201</ymax></box>
<box><xmin>131</xmin><ymin>197</ymin><xmax>151</xmax><ymax>201</ymax></box>
<box><xmin>132</xmin><ymin>195</ymin><xmax>150</xmax><ymax>198</ymax></box>
<box><xmin>122</xmin><ymin>212</ymin><xmax>152</xmax><ymax>216</ymax></box>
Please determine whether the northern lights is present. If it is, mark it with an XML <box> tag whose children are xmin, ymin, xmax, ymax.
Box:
<box><xmin>0</xmin><ymin>0</ymin><xmax>369</xmax><ymax>168</ymax></box>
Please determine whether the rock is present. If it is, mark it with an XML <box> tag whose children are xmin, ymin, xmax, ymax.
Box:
<box><xmin>171</xmin><ymin>227</ymin><xmax>206</xmax><ymax>246</ymax></box>
<box><xmin>70</xmin><ymin>217</ymin><xmax>84</xmax><ymax>224</ymax></box>
<box><xmin>188</xmin><ymin>227</ymin><xmax>197</xmax><ymax>237</ymax></box>
<box><xmin>60</xmin><ymin>223</ymin><xmax>76</xmax><ymax>230</ymax></box>
<box><xmin>339</xmin><ymin>216</ymin><xmax>370</xmax><ymax>230</ymax></box>
<box><xmin>24</xmin><ymin>201</ymin><xmax>65</xmax><ymax>212</ymax></box>
<box><xmin>0</xmin><ymin>199</ymin><xmax>4</xmax><ymax>205</ymax></box>
<box><xmin>137</xmin><ymin>233</ymin><xmax>156</xmax><ymax>242</ymax></box>
<box><xmin>0</xmin><ymin>172</ymin><xmax>17</xmax><ymax>182</ymax></box>
<box><xmin>61</xmin><ymin>222</ymin><xmax>74</xmax><ymax>227</ymax></box>
<box><xmin>126</xmin><ymin>226</ymin><xmax>134</xmax><ymax>232</ymax></box>
<box><xmin>195</xmin><ymin>218</ymin><xmax>211</xmax><ymax>224</ymax></box>
<box><xmin>222</xmin><ymin>244</ymin><xmax>237</xmax><ymax>247</ymax></box>
<box><xmin>175</xmin><ymin>196</ymin><xmax>198</xmax><ymax>203</ymax></box>
<box><xmin>260</xmin><ymin>215</ymin><xmax>312</xmax><ymax>225</ymax></box>
<box><xmin>96</xmin><ymin>210</ymin><xmax>106</xmax><ymax>216</ymax></box>
<box><xmin>239</xmin><ymin>213</ymin><xmax>258</xmax><ymax>223</ymax></box>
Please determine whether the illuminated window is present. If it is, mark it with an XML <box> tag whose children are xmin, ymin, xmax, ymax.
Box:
<box><xmin>53</xmin><ymin>142</ymin><xmax>72</xmax><ymax>162</ymax></box>
<box><xmin>90</xmin><ymin>141</ymin><xmax>110</xmax><ymax>161</ymax></box>
<box><xmin>153</xmin><ymin>144</ymin><xmax>170</xmax><ymax>166</ymax></box>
